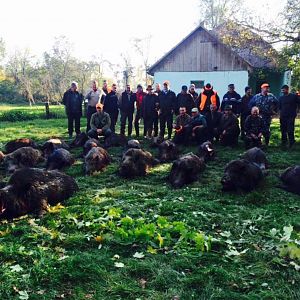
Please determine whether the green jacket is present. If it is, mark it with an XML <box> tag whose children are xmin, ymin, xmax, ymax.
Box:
<box><xmin>90</xmin><ymin>111</ymin><xmax>111</xmax><ymax>131</ymax></box>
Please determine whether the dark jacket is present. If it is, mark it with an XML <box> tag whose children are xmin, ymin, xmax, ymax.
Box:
<box><xmin>219</xmin><ymin>113</ymin><xmax>240</xmax><ymax>134</ymax></box>
<box><xmin>119</xmin><ymin>91</ymin><xmax>136</xmax><ymax>113</ymax></box>
<box><xmin>142</xmin><ymin>93</ymin><xmax>158</xmax><ymax>118</ymax></box>
<box><xmin>104</xmin><ymin>91</ymin><xmax>119</xmax><ymax>116</ymax></box>
<box><xmin>158</xmin><ymin>89</ymin><xmax>177</xmax><ymax>115</ymax></box>
<box><xmin>62</xmin><ymin>89</ymin><xmax>83</xmax><ymax>116</ymax></box>
<box><xmin>241</xmin><ymin>94</ymin><xmax>253</xmax><ymax>116</ymax></box>
<box><xmin>190</xmin><ymin>113</ymin><xmax>207</xmax><ymax>128</ymax></box>
<box><xmin>221</xmin><ymin>91</ymin><xmax>242</xmax><ymax>114</ymax></box>
<box><xmin>189</xmin><ymin>90</ymin><xmax>198</xmax><ymax>101</ymax></box>
<box><xmin>206</xmin><ymin>111</ymin><xmax>222</xmax><ymax>129</ymax></box>
<box><xmin>244</xmin><ymin>115</ymin><xmax>264</xmax><ymax>135</ymax></box>
<box><xmin>90</xmin><ymin>111</ymin><xmax>111</xmax><ymax>131</ymax></box>
<box><xmin>176</xmin><ymin>92</ymin><xmax>195</xmax><ymax>115</ymax></box>
<box><xmin>175</xmin><ymin>113</ymin><xmax>192</xmax><ymax>128</ymax></box>
<box><xmin>278</xmin><ymin>93</ymin><xmax>300</xmax><ymax>118</ymax></box>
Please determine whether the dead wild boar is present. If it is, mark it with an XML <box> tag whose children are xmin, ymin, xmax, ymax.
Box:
<box><xmin>197</xmin><ymin>141</ymin><xmax>215</xmax><ymax>162</ymax></box>
<box><xmin>221</xmin><ymin>159</ymin><xmax>264</xmax><ymax>192</ymax></box>
<box><xmin>0</xmin><ymin>167</ymin><xmax>78</xmax><ymax>219</ymax></box>
<box><xmin>70</xmin><ymin>132</ymin><xmax>89</xmax><ymax>148</ymax></box>
<box><xmin>158</xmin><ymin>140</ymin><xmax>179</xmax><ymax>163</ymax></box>
<box><xmin>41</xmin><ymin>138</ymin><xmax>70</xmax><ymax>158</ymax></box>
<box><xmin>119</xmin><ymin>148</ymin><xmax>157</xmax><ymax>178</ymax></box>
<box><xmin>168</xmin><ymin>153</ymin><xmax>206</xmax><ymax>188</ymax></box>
<box><xmin>83</xmin><ymin>139</ymin><xmax>100</xmax><ymax>156</ymax></box>
<box><xmin>46</xmin><ymin>148</ymin><xmax>75</xmax><ymax>171</ymax></box>
<box><xmin>84</xmin><ymin>147</ymin><xmax>110</xmax><ymax>175</ymax></box>
<box><xmin>279</xmin><ymin>165</ymin><xmax>300</xmax><ymax>195</ymax></box>
<box><xmin>3</xmin><ymin>147</ymin><xmax>43</xmax><ymax>174</ymax></box>
<box><xmin>240</xmin><ymin>147</ymin><xmax>268</xmax><ymax>170</ymax></box>
<box><xmin>5</xmin><ymin>138</ymin><xmax>38</xmax><ymax>154</ymax></box>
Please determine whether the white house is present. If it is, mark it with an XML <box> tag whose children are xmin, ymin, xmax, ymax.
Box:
<box><xmin>148</xmin><ymin>23</ymin><xmax>290</xmax><ymax>98</ymax></box>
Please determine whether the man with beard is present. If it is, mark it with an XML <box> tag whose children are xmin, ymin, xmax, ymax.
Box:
<box><xmin>176</xmin><ymin>85</ymin><xmax>195</xmax><ymax>115</ymax></box>
<box><xmin>119</xmin><ymin>84</ymin><xmax>136</xmax><ymax>137</ymax></box>
<box><xmin>142</xmin><ymin>85</ymin><xmax>159</xmax><ymax>139</ymax></box>
<box><xmin>244</xmin><ymin>106</ymin><xmax>264</xmax><ymax>149</ymax></box>
<box><xmin>158</xmin><ymin>81</ymin><xmax>177</xmax><ymax>140</ymax></box>
<box><xmin>218</xmin><ymin>105</ymin><xmax>240</xmax><ymax>147</ymax></box>
<box><xmin>103</xmin><ymin>83</ymin><xmax>119</xmax><ymax>133</ymax></box>
<box><xmin>240</xmin><ymin>86</ymin><xmax>253</xmax><ymax>139</ymax></box>
<box><xmin>172</xmin><ymin>107</ymin><xmax>192</xmax><ymax>144</ymax></box>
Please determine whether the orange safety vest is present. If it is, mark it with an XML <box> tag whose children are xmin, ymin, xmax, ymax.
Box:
<box><xmin>199</xmin><ymin>91</ymin><xmax>218</xmax><ymax>111</ymax></box>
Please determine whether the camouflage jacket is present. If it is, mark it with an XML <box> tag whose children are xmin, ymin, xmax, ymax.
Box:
<box><xmin>249</xmin><ymin>93</ymin><xmax>278</xmax><ymax>116</ymax></box>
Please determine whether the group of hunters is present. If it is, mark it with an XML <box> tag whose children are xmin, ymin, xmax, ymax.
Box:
<box><xmin>62</xmin><ymin>80</ymin><xmax>300</xmax><ymax>149</ymax></box>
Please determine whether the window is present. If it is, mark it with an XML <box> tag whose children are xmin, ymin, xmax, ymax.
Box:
<box><xmin>190</xmin><ymin>80</ymin><xmax>204</xmax><ymax>89</ymax></box>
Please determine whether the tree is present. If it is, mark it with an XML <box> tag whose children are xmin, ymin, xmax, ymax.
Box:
<box><xmin>132</xmin><ymin>35</ymin><xmax>152</xmax><ymax>85</ymax></box>
<box><xmin>198</xmin><ymin>0</ymin><xmax>243</xmax><ymax>29</ymax></box>
<box><xmin>6</xmin><ymin>49</ymin><xmax>36</xmax><ymax>105</ymax></box>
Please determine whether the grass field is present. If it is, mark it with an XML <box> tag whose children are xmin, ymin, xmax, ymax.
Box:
<box><xmin>0</xmin><ymin>113</ymin><xmax>299</xmax><ymax>300</ymax></box>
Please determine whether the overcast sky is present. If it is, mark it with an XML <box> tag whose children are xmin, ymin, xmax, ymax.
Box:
<box><xmin>0</xmin><ymin>0</ymin><xmax>285</xmax><ymax>67</ymax></box>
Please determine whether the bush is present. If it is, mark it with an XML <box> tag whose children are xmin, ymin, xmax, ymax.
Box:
<box><xmin>0</xmin><ymin>106</ymin><xmax>66</xmax><ymax>122</ymax></box>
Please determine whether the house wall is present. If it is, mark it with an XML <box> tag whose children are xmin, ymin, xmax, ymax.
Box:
<box><xmin>154</xmin><ymin>70</ymin><xmax>249</xmax><ymax>98</ymax></box>
<box><xmin>150</xmin><ymin>27</ymin><xmax>249</xmax><ymax>74</ymax></box>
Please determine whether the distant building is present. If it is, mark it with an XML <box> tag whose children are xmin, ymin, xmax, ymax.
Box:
<box><xmin>148</xmin><ymin>23</ymin><xmax>290</xmax><ymax>97</ymax></box>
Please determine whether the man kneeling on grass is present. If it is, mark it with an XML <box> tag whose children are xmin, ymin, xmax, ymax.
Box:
<box><xmin>244</xmin><ymin>106</ymin><xmax>264</xmax><ymax>149</ymax></box>
<box><xmin>88</xmin><ymin>103</ymin><xmax>112</xmax><ymax>141</ymax></box>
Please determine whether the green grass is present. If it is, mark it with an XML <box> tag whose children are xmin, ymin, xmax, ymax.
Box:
<box><xmin>0</xmin><ymin>113</ymin><xmax>299</xmax><ymax>300</ymax></box>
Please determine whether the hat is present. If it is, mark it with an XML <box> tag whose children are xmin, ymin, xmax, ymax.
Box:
<box><xmin>245</xmin><ymin>86</ymin><xmax>251</xmax><ymax>92</ymax></box>
<box><xmin>224</xmin><ymin>104</ymin><xmax>232</xmax><ymax>110</ymax></box>
<box><xmin>281</xmin><ymin>84</ymin><xmax>289</xmax><ymax>90</ymax></box>
<box><xmin>163</xmin><ymin>80</ymin><xmax>170</xmax><ymax>85</ymax></box>
<box><xmin>146</xmin><ymin>84</ymin><xmax>153</xmax><ymax>91</ymax></box>
<box><xmin>204</xmin><ymin>83</ymin><xmax>212</xmax><ymax>90</ymax></box>
<box><xmin>182</xmin><ymin>85</ymin><xmax>188</xmax><ymax>91</ymax></box>
<box><xmin>71</xmin><ymin>81</ymin><xmax>78</xmax><ymax>87</ymax></box>
<box><xmin>228</xmin><ymin>83</ymin><xmax>235</xmax><ymax>88</ymax></box>
<box><xmin>96</xmin><ymin>103</ymin><xmax>103</xmax><ymax>109</ymax></box>
<box><xmin>137</xmin><ymin>84</ymin><xmax>142</xmax><ymax>89</ymax></box>
<box><xmin>189</xmin><ymin>84</ymin><xmax>196</xmax><ymax>89</ymax></box>
<box><xmin>261</xmin><ymin>83</ymin><xmax>270</xmax><ymax>88</ymax></box>
<box><xmin>191</xmin><ymin>108</ymin><xmax>198</xmax><ymax>113</ymax></box>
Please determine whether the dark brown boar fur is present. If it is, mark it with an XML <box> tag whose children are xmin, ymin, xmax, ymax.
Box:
<box><xmin>83</xmin><ymin>139</ymin><xmax>100</xmax><ymax>156</ymax></box>
<box><xmin>240</xmin><ymin>147</ymin><xmax>268</xmax><ymax>170</ymax></box>
<box><xmin>69</xmin><ymin>132</ymin><xmax>89</xmax><ymax>148</ymax></box>
<box><xmin>46</xmin><ymin>148</ymin><xmax>75</xmax><ymax>171</ymax></box>
<box><xmin>221</xmin><ymin>159</ymin><xmax>264</xmax><ymax>192</ymax></box>
<box><xmin>5</xmin><ymin>138</ymin><xmax>38</xmax><ymax>154</ymax></box>
<box><xmin>279</xmin><ymin>165</ymin><xmax>300</xmax><ymax>195</ymax></box>
<box><xmin>119</xmin><ymin>148</ymin><xmax>157</xmax><ymax>178</ymax></box>
<box><xmin>0</xmin><ymin>168</ymin><xmax>79</xmax><ymax>219</ymax></box>
<box><xmin>168</xmin><ymin>153</ymin><xmax>206</xmax><ymax>188</ymax></box>
<box><xmin>3</xmin><ymin>147</ymin><xmax>43</xmax><ymax>174</ymax></box>
<box><xmin>41</xmin><ymin>138</ymin><xmax>70</xmax><ymax>158</ymax></box>
<box><xmin>84</xmin><ymin>147</ymin><xmax>110</xmax><ymax>175</ymax></box>
<box><xmin>158</xmin><ymin>140</ymin><xmax>179</xmax><ymax>163</ymax></box>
